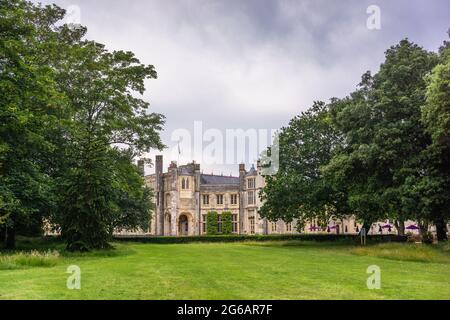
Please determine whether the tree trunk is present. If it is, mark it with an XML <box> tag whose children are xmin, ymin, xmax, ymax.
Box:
<box><xmin>419</xmin><ymin>221</ymin><xmax>428</xmax><ymax>236</ymax></box>
<box><xmin>5</xmin><ymin>225</ymin><xmax>16</xmax><ymax>249</ymax></box>
<box><xmin>434</xmin><ymin>217</ymin><xmax>448</xmax><ymax>242</ymax></box>
<box><xmin>395</xmin><ymin>220</ymin><xmax>405</xmax><ymax>236</ymax></box>
<box><xmin>0</xmin><ymin>226</ymin><xmax>5</xmax><ymax>246</ymax></box>
<box><xmin>360</xmin><ymin>221</ymin><xmax>372</xmax><ymax>236</ymax></box>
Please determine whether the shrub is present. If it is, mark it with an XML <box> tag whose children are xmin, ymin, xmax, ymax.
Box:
<box><xmin>406</xmin><ymin>232</ymin><xmax>421</xmax><ymax>243</ymax></box>
<box><xmin>421</xmin><ymin>231</ymin><xmax>434</xmax><ymax>244</ymax></box>
<box><xmin>221</xmin><ymin>211</ymin><xmax>233</xmax><ymax>235</ymax></box>
<box><xmin>206</xmin><ymin>211</ymin><xmax>218</xmax><ymax>235</ymax></box>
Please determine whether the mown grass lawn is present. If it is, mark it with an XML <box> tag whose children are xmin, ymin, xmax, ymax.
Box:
<box><xmin>0</xmin><ymin>241</ymin><xmax>449</xmax><ymax>300</ymax></box>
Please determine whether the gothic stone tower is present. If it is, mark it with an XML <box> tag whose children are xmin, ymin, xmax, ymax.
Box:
<box><xmin>148</xmin><ymin>156</ymin><xmax>202</xmax><ymax>236</ymax></box>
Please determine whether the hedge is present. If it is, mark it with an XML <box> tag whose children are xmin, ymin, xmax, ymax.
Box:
<box><xmin>113</xmin><ymin>234</ymin><xmax>407</xmax><ymax>244</ymax></box>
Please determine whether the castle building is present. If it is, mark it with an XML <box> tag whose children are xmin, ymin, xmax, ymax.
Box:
<box><xmin>144</xmin><ymin>155</ymin><xmax>269</xmax><ymax>236</ymax></box>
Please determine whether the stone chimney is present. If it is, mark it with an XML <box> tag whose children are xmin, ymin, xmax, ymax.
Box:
<box><xmin>238</xmin><ymin>163</ymin><xmax>246</xmax><ymax>237</ymax></box>
<box><xmin>239</xmin><ymin>163</ymin><xmax>246</xmax><ymax>191</ymax></box>
<box><xmin>169</xmin><ymin>161</ymin><xmax>177</xmax><ymax>170</ymax></box>
<box><xmin>155</xmin><ymin>155</ymin><xmax>163</xmax><ymax>185</ymax></box>
<box><xmin>155</xmin><ymin>155</ymin><xmax>164</xmax><ymax>236</ymax></box>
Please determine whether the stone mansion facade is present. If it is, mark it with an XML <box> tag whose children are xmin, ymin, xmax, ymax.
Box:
<box><xmin>144</xmin><ymin>156</ymin><xmax>268</xmax><ymax>236</ymax></box>
<box><xmin>143</xmin><ymin>156</ymin><xmax>372</xmax><ymax>236</ymax></box>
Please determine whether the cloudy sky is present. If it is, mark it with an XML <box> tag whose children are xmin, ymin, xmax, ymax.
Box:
<box><xmin>36</xmin><ymin>0</ymin><xmax>449</xmax><ymax>175</ymax></box>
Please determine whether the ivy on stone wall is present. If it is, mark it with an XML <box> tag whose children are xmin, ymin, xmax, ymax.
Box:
<box><xmin>206</xmin><ymin>211</ymin><xmax>218</xmax><ymax>235</ymax></box>
<box><xmin>221</xmin><ymin>211</ymin><xmax>233</xmax><ymax>235</ymax></box>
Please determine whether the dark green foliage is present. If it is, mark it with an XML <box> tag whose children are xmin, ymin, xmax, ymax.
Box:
<box><xmin>0</xmin><ymin>1</ymin><xmax>164</xmax><ymax>250</ymax></box>
<box><xmin>419</xmin><ymin>39</ymin><xmax>450</xmax><ymax>241</ymax></box>
<box><xmin>221</xmin><ymin>211</ymin><xmax>233</xmax><ymax>235</ymax></box>
<box><xmin>206</xmin><ymin>211</ymin><xmax>218</xmax><ymax>235</ymax></box>
<box><xmin>325</xmin><ymin>40</ymin><xmax>439</xmax><ymax>233</ymax></box>
<box><xmin>0</xmin><ymin>0</ymin><xmax>63</xmax><ymax>248</ymax></box>
<box><xmin>52</xmin><ymin>34</ymin><xmax>164</xmax><ymax>250</ymax></box>
<box><xmin>259</xmin><ymin>100</ymin><xmax>348</xmax><ymax>227</ymax></box>
<box><xmin>422</xmin><ymin>39</ymin><xmax>450</xmax><ymax>150</ymax></box>
<box><xmin>261</xmin><ymin>38</ymin><xmax>449</xmax><ymax>240</ymax></box>
<box><xmin>57</xmin><ymin>144</ymin><xmax>117</xmax><ymax>251</ymax></box>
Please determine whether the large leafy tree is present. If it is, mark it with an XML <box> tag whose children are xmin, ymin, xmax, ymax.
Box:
<box><xmin>416</xmin><ymin>35</ymin><xmax>450</xmax><ymax>241</ymax></box>
<box><xmin>422</xmin><ymin>32</ymin><xmax>450</xmax><ymax>150</ymax></box>
<box><xmin>1</xmin><ymin>1</ymin><xmax>164</xmax><ymax>250</ymax></box>
<box><xmin>259</xmin><ymin>101</ymin><xmax>348</xmax><ymax>230</ymax></box>
<box><xmin>0</xmin><ymin>0</ymin><xmax>63</xmax><ymax>248</ymax></box>
<box><xmin>47</xmin><ymin>13</ymin><xmax>165</xmax><ymax>251</ymax></box>
<box><xmin>324</xmin><ymin>75</ymin><xmax>387</xmax><ymax>232</ymax></box>
<box><xmin>325</xmin><ymin>40</ymin><xmax>439</xmax><ymax>235</ymax></box>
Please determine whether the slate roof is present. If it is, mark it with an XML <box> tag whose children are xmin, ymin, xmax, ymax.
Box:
<box><xmin>179</xmin><ymin>166</ymin><xmax>194</xmax><ymax>175</ymax></box>
<box><xmin>200</xmin><ymin>174</ymin><xmax>240</xmax><ymax>185</ymax></box>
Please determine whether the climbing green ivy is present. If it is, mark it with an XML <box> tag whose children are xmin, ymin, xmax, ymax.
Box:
<box><xmin>206</xmin><ymin>211</ymin><xmax>218</xmax><ymax>235</ymax></box>
<box><xmin>222</xmin><ymin>211</ymin><xmax>233</xmax><ymax>235</ymax></box>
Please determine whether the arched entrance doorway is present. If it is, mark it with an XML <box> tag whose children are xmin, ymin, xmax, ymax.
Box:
<box><xmin>178</xmin><ymin>214</ymin><xmax>189</xmax><ymax>236</ymax></box>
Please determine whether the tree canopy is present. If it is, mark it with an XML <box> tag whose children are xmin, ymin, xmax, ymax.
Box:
<box><xmin>0</xmin><ymin>0</ymin><xmax>164</xmax><ymax>250</ymax></box>
<box><xmin>260</xmin><ymin>38</ymin><xmax>449</xmax><ymax>241</ymax></box>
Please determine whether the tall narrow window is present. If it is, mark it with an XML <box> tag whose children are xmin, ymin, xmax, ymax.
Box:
<box><xmin>271</xmin><ymin>222</ymin><xmax>277</xmax><ymax>232</ymax></box>
<box><xmin>232</xmin><ymin>214</ymin><xmax>238</xmax><ymax>233</ymax></box>
<box><xmin>186</xmin><ymin>178</ymin><xmax>189</xmax><ymax>189</ymax></box>
<box><xmin>247</xmin><ymin>178</ymin><xmax>255</xmax><ymax>189</ymax></box>
<box><xmin>230</xmin><ymin>194</ymin><xmax>238</xmax><ymax>205</ymax></box>
<box><xmin>202</xmin><ymin>214</ymin><xmax>206</xmax><ymax>234</ymax></box>
<box><xmin>249</xmin><ymin>217</ymin><xmax>255</xmax><ymax>234</ymax></box>
<box><xmin>286</xmin><ymin>222</ymin><xmax>292</xmax><ymax>232</ymax></box>
<box><xmin>248</xmin><ymin>191</ymin><xmax>255</xmax><ymax>205</ymax></box>
<box><xmin>181</xmin><ymin>178</ymin><xmax>186</xmax><ymax>189</ymax></box>
<box><xmin>217</xmin><ymin>194</ymin><xmax>224</xmax><ymax>205</ymax></box>
<box><xmin>202</xmin><ymin>194</ymin><xmax>209</xmax><ymax>205</ymax></box>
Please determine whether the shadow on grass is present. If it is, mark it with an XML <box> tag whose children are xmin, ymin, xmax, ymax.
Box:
<box><xmin>0</xmin><ymin>236</ymin><xmax>65</xmax><ymax>252</ymax></box>
<box><xmin>63</xmin><ymin>244</ymin><xmax>136</xmax><ymax>259</ymax></box>
<box><xmin>240</xmin><ymin>239</ymin><xmax>357</xmax><ymax>250</ymax></box>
